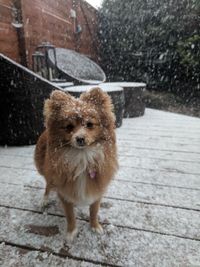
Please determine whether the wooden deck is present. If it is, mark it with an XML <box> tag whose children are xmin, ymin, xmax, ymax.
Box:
<box><xmin>0</xmin><ymin>108</ymin><xmax>200</xmax><ymax>266</ymax></box>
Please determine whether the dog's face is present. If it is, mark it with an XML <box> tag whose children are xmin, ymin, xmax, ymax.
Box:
<box><xmin>54</xmin><ymin>106</ymin><xmax>102</xmax><ymax>149</ymax></box>
<box><xmin>44</xmin><ymin>88</ymin><xmax>115</xmax><ymax>149</ymax></box>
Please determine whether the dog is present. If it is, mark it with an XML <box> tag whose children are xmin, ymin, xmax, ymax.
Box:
<box><xmin>34</xmin><ymin>88</ymin><xmax>118</xmax><ymax>241</ymax></box>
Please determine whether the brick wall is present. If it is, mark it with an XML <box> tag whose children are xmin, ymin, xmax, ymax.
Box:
<box><xmin>0</xmin><ymin>0</ymin><xmax>19</xmax><ymax>62</ymax></box>
<box><xmin>0</xmin><ymin>0</ymin><xmax>98</xmax><ymax>68</ymax></box>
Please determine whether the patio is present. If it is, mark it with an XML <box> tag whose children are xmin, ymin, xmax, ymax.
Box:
<box><xmin>0</xmin><ymin>108</ymin><xmax>200</xmax><ymax>266</ymax></box>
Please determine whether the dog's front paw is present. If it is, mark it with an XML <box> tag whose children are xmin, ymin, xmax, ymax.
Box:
<box><xmin>66</xmin><ymin>228</ymin><xmax>78</xmax><ymax>243</ymax></box>
<box><xmin>41</xmin><ymin>195</ymin><xmax>49</xmax><ymax>210</ymax></box>
<box><xmin>91</xmin><ymin>223</ymin><xmax>103</xmax><ymax>234</ymax></box>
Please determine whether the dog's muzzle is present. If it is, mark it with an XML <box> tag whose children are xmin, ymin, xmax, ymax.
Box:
<box><xmin>76</xmin><ymin>137</ymin><xmax>85</xmax><ymax>147</ymax></box>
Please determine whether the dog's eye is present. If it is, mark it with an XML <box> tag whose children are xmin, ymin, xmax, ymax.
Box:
<box><xmin>65</xmin><ymin>124</ymin><xmax>74</xmax><ymax>132</ymax></box>
<box><xmin>86</xmin><ymin>122</ymin><xmax>93</xmax><ymax>129</ymax></box>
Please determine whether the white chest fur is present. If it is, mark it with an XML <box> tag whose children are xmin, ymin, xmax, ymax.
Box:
<box><xmin>63</xmin><ymin>145</ymin><xmax>104</xmax><ymax>205</ymax></box>
<box><xmin>75</xmin><ymin>172</ymin><xmax>97</xmax><ymax>206</ymax></box>
<box><xmin>64</xmin><ymin>145</ymin><xmax>104</xmax><ymax>179</ymax></box>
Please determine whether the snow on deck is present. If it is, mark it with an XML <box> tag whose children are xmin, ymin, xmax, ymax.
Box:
<box><xmin>0</xmin><ymin>108</ymin><xmax>200</xmax><ymax>267</ymax></box>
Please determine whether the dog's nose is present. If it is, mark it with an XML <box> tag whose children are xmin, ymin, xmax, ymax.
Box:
<box><xmin>76</xmin><ymin>137</ymin><xmax>85</xmax><ymax>146</ymax></box>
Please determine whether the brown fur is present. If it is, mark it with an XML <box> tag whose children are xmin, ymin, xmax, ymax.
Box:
<box><xmin>34</xmin><ymin>88</ymin><xmax>118</xmax><ymax>240</ymax></box>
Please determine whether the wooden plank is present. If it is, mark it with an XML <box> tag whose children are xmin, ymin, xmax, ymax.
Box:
<box><xmin>0</xmin><ymin>145</ymin><xmax>35</xmax><ymax>156</ymax></box>
<box><xmin>122</xmin><ymin>119</ymin><xmax>200</xmax><ymax>137</ymax></box>
<box><xmin>109</xmin><ymin>180</ymin><xmax>200</xmax><ymax>211</ymax></box>
<box><xmin>119</xmin><ymin>156</ymin><xmax>200</xmax><ymax>175</ymax></box>
<box><xmin>0</xmin><ymin>243</ymin><xmax>98</xmax><ymax>267</ymax></box>
<box><xmin>122</xmin><ymin>116</ymin><xmax>200</xmax><ymax>127</ymax></box>
<box><xmin>117</xmin><ymin>133</ymin><xmax>200</xmax><ymax>145</ymax></box>
<box><xmin>0</xmin><ymin>165</ymin><xmax>200</xmax><ymax>211</ymax></box>
<box><xmin>0</xmin><ymin>154</ymin><xmax>34</xmax><ymax>169</ymax></box>
<box><xmin>1</xmin><ymin>150</ymin><xmax>200</xmax><ymax>175</ymax></box>
<box><xmin>118</xmin><ymin>128</ymin><xmax>200</xmax><ymax>138</ymax></box>
<box><xmin>118</xmin><ymin>147</ymin><xmax>200</xmax><ymax>162</ymax></box>
<box><xmin>117</xmin><ymin>128</ymin><xmax>200</xmax><ymax>139</ymax></box>
<box><xmin>122</xmin><ymin>121</ymin><xmax>200</xmax><ymax>128</ymax></box>
<box><xmin>0</xmin><ymin>183</ymin><xmax>200</xmax><ymax>240</ymax></box>
<box><xmin>0</xmin><ymin>207</ymin><xmax>200</xmax><ymax>266</ymax></box>
<box><xmin>121</xmin><ymin>118</ymin><xmax>200</xmax><ymax>128</ymax></box>
<box><xmin>2</xmin><ymin>164</ymin><xmax>200</xmax><ymax>190</ymax></box>
<box><xmin>141</xmin><ymin>108</ymin><xmax>200</xmax><ymax>120</ymax></box>
<box><xmin>117</xmin><ymin>167</ymin><xmax>200</xmax><ymax>189</ymax></box>
<box><xmin>117</xmin><ymin>140</ymin><xmax>200</xmax><ymax>154</ymax></box>
<box><xmin>122</xmin><ymin>109</ymin><xmax>200</xmax><ymax>125</ymax></box>
<box><xmin>1</xmin><ymin>144</ymin><xmax>200</xmax><ymax>163</ymax></box>
<box><xmin>0</xmin><ymin>167</ymin><xmax>42</xmax><ymax>186</ymax></box>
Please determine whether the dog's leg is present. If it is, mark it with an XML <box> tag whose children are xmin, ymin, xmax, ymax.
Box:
<box><xmin>90</xmin><ymin>199</ymin><xmax>103</xmax><ymax>234</ymax></box>
<box><xmin>41</xmin><ymin>183</ymin><xmax>51</xmax><ymax>209</ymax></box>
<box><xmin>58</xmin><ymin>193</ymin><xmax>77</xmax><ymax>242</ymax></box>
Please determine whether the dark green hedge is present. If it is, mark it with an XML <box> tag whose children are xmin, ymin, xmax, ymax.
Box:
<box><xmin>98</xmin><ymin>0</ymin><xmax>200</xmax><ymax>98</ymax></box>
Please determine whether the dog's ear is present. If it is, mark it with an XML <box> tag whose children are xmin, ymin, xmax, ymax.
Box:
<box><xmin>80</xmin><ymin>87</ymin><xmax>115</xmax><ymax>127</ymax></box>
<box><xmin>50</xmin><ymin>90</ymin><xmax>72</xmax><ymax>102</ymax></box>
<box><xmin>44</xmin><ymin>90</ymin><xmax>73</xmax><ymax>122</ymax></box>
<box><xmin>80</xmin><ymin>87</ymin><xmax>113</xmax><ymax>110</ymax></box>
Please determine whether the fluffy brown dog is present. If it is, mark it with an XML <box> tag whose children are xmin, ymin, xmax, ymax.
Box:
<box><xmin>34</xmin><ymin>88</ymin><xmax>118</xmax><ymax>241</ymax></box>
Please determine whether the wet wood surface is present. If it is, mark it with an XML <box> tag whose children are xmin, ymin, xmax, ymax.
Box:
<box><xmin>0</xmin><ymin>108</ymin><xmax>200</xmax><ymax>266</ymax></box>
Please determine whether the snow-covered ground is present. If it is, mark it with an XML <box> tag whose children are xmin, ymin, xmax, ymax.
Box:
<box><xmin>0</xmin><ymin>108</ymin><xmax>200</xmax><ymax>266</ymax></box>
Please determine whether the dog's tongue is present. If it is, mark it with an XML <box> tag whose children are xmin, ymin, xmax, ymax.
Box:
<box><xmin>89</xmin><ymin>170</ymin><xmax>96</xmax><ymax>179</ymax></box>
